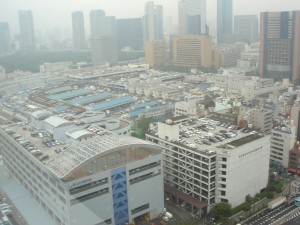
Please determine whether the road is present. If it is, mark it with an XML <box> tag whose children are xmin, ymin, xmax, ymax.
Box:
<box><xmin>283</xmin><ymin>212</ymin><xmax>300</xmax><ymax>225</ymax></box>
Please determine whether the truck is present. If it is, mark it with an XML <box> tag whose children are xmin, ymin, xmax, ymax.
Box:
<box><xmin>164</xmin><ymin>212</ymin><xmax>173</xmax><ymax>219</ymax></box>
<box><xmin>268</xmin><ymin>196</ymin><xmax>286</xmax><ymax>209</ymax></box>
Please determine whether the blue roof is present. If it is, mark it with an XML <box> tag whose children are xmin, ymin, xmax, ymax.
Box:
<box><xmin>132</xmin><ymin>101</ymin><xmax>158</xmax><ymax>109</ymax></box>
<box><xmin>46</xmin><ymin>86</ymin><xmax>73</xmax><ymax>95</ymax></box>
<box><xmin>49</xmin><ymin>88</ymin><xmax>93</xmax><ymax>100</ymax></box>
<box><xmin>295</xmin><ymin>196</ymin><xmax>300</xmax><ymax>201</ymax></box>
<box><xmin>128</xmin><ymin>104</ymin><xmax>174</xmax><ymax>117</ymax></box>
<box><xmin>52</xmin><ymin>105</ymin><xmax>69</xmax><ymax>111</ymax></box>
<box><xmin>89</xmin><ymin>96</ymin><xmax>134</xmax><ymax>110</ymax></box>
<box><xmin>68</xmin><ymin>92</ymin><xmax>112</xmax><ymax>105</ymax></box>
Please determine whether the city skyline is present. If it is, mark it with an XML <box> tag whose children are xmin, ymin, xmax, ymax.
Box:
<box><xmin>0</xmin><ymin>0</ymin><xmax>300</xmax><ymax>38</ymax></box>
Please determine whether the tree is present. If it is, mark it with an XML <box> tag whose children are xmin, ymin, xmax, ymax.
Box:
<box><xmin>210</xmin><ymin>202</ymin><xmax>232</xmax><ymax>220</ymax></box>
<box><xmin>133</xmin><ymin>116</ymin><xmax>153</xmax><ymax>139</ymax></box>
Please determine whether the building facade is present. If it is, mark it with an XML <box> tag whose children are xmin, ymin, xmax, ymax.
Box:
<box><xmin>72</xmin><ymin>11</ymin><xmax>86</xmax><ymax>51</ymax></box>
<box><xmin>171</xmin><ymin>35</ymin><xmax>213</xmax><ymax>68</ymax></box>
<box><xmin>249</xmin><ymin>109</ymin><xmax>273</xmax><ymax>133</ymax></box>
<box><xmin>90</xmin><ymin>10</ymin><xmax>118</xmax><ymax>65</ymax></box>
<box><xmin>144</xmin><ymin>40</ymin><xmax>166</xmax><ymax>67</ymax></box>
<box><xmin>0</xmin><ymin>22</ymin><xmax>10</xmax><ymax>54</ymax></box>
<box><xmin>178</xmin><ymin>0</ymin><xmax>207</xmax><ymax>35</ymax></box>
<box><xmin>146</xmin><ymin>121</ymin><xmax>216</xmax><ymax>215</ymax></box>
<box><xmin>217</xmin><ymin>0</ymin><xmax>233</xmax><ymax>44</ymax></box>
<box><xmin>18</xmin><ymin>10</ymin><xmax>36</xmax><ymax>51</ymax></box>
<box><xmin>234</xmin><ymin>15</ymin><xmax>258</xmax><ymax>43</ymax></box>
<box><xmin>143</xmin><ymin>1</ymin><xmax>164</xmax><ymax>41</ymax></box>
<box><xmin>117</xmin><ymin>18</ymin><xmax>143</xmax><ymax>50</ymax></box>
<box><xmin>270</xmin><ymin>126</ymin><xmax>296</xmax><ymax>168</ymax></box>
<box><xmin>259</xmin><ymin>11</ymin><xmax>300</xmax><ymax>81</ymax></box>
<box><xmin>215</xmin><ymin>134</ymin><xmax>270</xmax><ymax>206</ymax></box>
<box><xmin>0</xmin><ymin>124</ymin><xmax>164</xmax><ymax>225</ymax></box>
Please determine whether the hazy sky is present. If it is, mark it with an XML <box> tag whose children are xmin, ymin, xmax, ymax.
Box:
<box><xmin>0</xmin><ymin>0</ymin><xmax>300</xmax><ymax>37</ymax></box>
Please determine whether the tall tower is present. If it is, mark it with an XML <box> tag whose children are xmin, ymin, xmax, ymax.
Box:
<box><xmin>178</xmin><ymin>0</ymin><xmax>206</xmax><ymax>35</ymax></box>
<box><xmin>217</xmin><ymin>0</ymin><xmax>233</xmax><ymax>44</ymax></box>
<box><xmin>143</xmin><ymin>1</ymin><xmax>164</xmax><ymax>41</ymax></box>
<box><xmin>259</xmin><ymin>11</ymin><xmax>300</xmax><ymax>81</ymax></box>
<box><xmin>234</xmin><ymin>15</ymin><xmax>258</xmax><ymax>43</ymax></box>
<box><xmin>72</xmin><ymin>11</ymin><xmax>85</xmax><ymax>50</ymax></box>
<box><xmin>0</xmin><ymin>22</ymin><xmax>10</xmax><ymax>54</ymax></box>
<box><xmin>18</xmin><ymin>10</ymin><xmax>36</xmax><ymax>51</ymax></box>
<box><xmin>90</xmin><ymin>10</ymin><xmax>118</xmax><ymax>65</ymax></box>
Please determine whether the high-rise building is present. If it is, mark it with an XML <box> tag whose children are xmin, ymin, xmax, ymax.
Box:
<box><xmin>143</xmin><ymin>1</ymin><xmax>164</xmax><ymax>41</ymax></box>
<box><xmin>0</xmin><ymin>22</ymin><xmax>10</xmax><ymax>54</ymax></box>
<box><xmin>117</xmin><ymin>18</ymin><xmax>143</xmax><ymax>50</ymax></box>
<box><xmin>72</xmin><ymin>11</ymin><xmax>85</xmax><ymax>50</ymax></box>
<box><xmin>217</xmin><ymin>0</ymin><xmax>233</xmax><ymax>44</ymax></box>
<box><xmin>144</xmin><ymin>40</ymin><xmax>166</xmax><ymax>67</ymax></box>
<box><xmin>90</xmin><ymin>10</ymin><xmax>118</xmax><ymax>65</ymax></box>
<box><xmin>18</xmin><ymin>10</ymin><xmax>36</xmax><ymax>51</ymax></box>
<box><xmin>178</xmin><ymin>0</ymin><xmax>206</xmax><ymax>35</ymax></box>
<box><xmin>91</xmin><ymin>35</ymin><xmax>118</xmax><ymax>65</ymax></box>
<box><xmin>259</xmin><ymin>11</ymin><xmax>300</xmax><ymax>81</ymax></box>
<box><xmin>234</xmin><ymin>15</ymin><xmax>258</xmax><ymax>43</ymax></box>
<box><xmin>171</xmin><ymin>35</ymin><xmax>213</xmax><ymax>68</ymax></box>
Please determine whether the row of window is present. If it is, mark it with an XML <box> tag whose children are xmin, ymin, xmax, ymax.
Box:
<box><xmin>238</xmin><ymin>146</ymin><xmax>263</xmax><ymax>158</ymax></box>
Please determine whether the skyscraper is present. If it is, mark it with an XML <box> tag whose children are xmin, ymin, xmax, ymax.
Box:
<box><xmin>72</xmin><ymin>11</ymin><xmax>85</xmax><ymax>51</ymax></box>
<box><xmin>90</xmin><ymin>10</ymin><xmax>118</xmax><ymax>65</ymax></box>
<box><xmin>117</xmin><ymin>18</ymin><xmax>143</xmax><ymax>50</ymax></box>
<box><xmin>0</xmin><ymin>22</ymin><xmax>10</xmax><ymax>54</ymax></box>
<box><xmin>217</xmin><ymin>0</ymin><xmax>233</xmax><ymax>44</ymax></box>
<box><xmin>18</xmin><ymin>10</ymin><xmax>36</xmax><ymax>51</ymax></box>
<box><xmin>259</xmin><ymin>11</ymin><xmax>300</xmax><ymax>81</ymax></box>
<box><xmin>234</xmin><ymin>15</ymin><xmax>258</xmax><ymax>43</ymax></box>
<box><xmin>143</xmin><ymin>1</ymin><xmax>164</xmax><ymax>41</ymax></box>
<box><xmin>178</xmin><ymin>0</ymin><xmax>206</xmax><ymax>35</ymax></box>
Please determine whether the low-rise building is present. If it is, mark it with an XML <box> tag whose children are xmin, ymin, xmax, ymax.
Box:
<box><xmin>250</xmin><ymin>109</ymin><xmax>273</xmax><ymax>133</ymax></box>
<box><xmin>0</xmin><ymin>123</ymin><xmax>164</xmax><ymax>225</ymax></box>
<box><xmin>270</xmin><ymin>125</ymin><xmax>296</xmax><ymax>168</ymax></box>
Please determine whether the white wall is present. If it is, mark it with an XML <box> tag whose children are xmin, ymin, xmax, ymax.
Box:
<box><xmin>216</xmin><ymin>135</ymin><xmax>270</xmax><ymax>207</ymax></box>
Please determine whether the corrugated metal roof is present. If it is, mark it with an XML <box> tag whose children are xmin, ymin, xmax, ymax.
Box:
<box><xmin>44</xmin><ymin>116</ymin><xmax>72</xmax><ymax>128</ymax></box>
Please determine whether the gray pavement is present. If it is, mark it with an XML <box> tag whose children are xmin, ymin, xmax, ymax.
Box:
<box><xmin>0</xmin><ymin>163</ymin><xmax>55</xmax><ymax>225</ymax></box>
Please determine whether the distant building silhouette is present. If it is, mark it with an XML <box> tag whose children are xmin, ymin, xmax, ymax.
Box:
<box><xmin>217</xmin><ymin>0</ymin><xmax>233</xmax><ymax>44</ymax></box>
<box><xmin>178</xmin><ymin>0</ymin><xmax>207</xmax><ymax>35</ymax></box>
<box><xmin>72</xmin><ymin>11</ymin><xmax>86</xmax><ymax>50</ymax></box>
<box><xmin>234</xmin><ymin>15</ymin><xmax>258</xmax><ymax>44</ymax></box>
<box><xmin>18</xmin><ymin>10</ymin><xmax>35</xmax><ymax>51</ymax></box>
<box><xmin>90</xmin><ymin>10</ymin><xmax>118</xmax><ymax>65</ymax></box>
<box><xmin>259</xmin><ymin>11</ymin><xmax>300</xmax><ymax>81</ymax></box>
<box><xmin>0</xmin><ymin>22</ymin><xmax>10</xmax><ymax>54</ymax></box>
<box><xmin>117</xmin><ymin>18</ymin><xmax>143</xmax><ymax>50</ymax></box>
<box><xmin>143</xmin><ymin>1</ymin><xmax>164</xmax><ymax>41</ymax></box>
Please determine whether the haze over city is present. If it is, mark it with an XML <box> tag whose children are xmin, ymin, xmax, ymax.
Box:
<box><xmin>2</xmin><ymin>0</ymin><xmax>300</xmax><ymax>225</ymax></box>
<box><xmin>0</xmin><ymin>0</ymin><xmax>300</xmax><ymax>36</ymax></box>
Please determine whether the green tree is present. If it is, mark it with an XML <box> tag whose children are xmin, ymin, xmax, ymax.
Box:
<box><xmin>133</xmin><ymin>116</ymin><xmax>153</xmax><ymax>139</ymax></box>
<box><xmin>210</xmin><ymin>202</ymin><xmax>232</xmax><ymax>220</ymax></box>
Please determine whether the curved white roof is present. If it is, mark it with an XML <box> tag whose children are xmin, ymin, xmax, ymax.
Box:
<box><xmin>46</xmin><ymin>135</ymin><xmax>160</xmax><ymax>179</ymax></box>
<box><xmin>44</xmin><ymin>116</ymin><xmax>72</xmax><ymax>128</ymax></box>
<box><xmin>66</xmin><ymin>128</ymin><xmax>94</xmax><ymax>140</ymax></box>
<box><xmin>31</xmin><ymin>110</ymin><xmax>52</xmax><ymax>119</ymax></box>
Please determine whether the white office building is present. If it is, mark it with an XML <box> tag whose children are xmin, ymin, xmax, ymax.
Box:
<box><xmin>215</xmin><ymin>134</ymin><xmax>270</xmax><ymax>206</ymax></box>
<box><xmin>270</xmin><ymin>125</ymin><xmax>296</xmax><ymax>168</ymax></box>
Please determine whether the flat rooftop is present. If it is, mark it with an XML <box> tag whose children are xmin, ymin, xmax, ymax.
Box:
<box><xmin>226</xmin><ymin>133</ymin><xmax>264</xmax><ymax>148</ymax></box>
<box><xmin>148</xmin><ymin>117</ymin><xmax>261</xmax><ymax>155</ymax></box>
